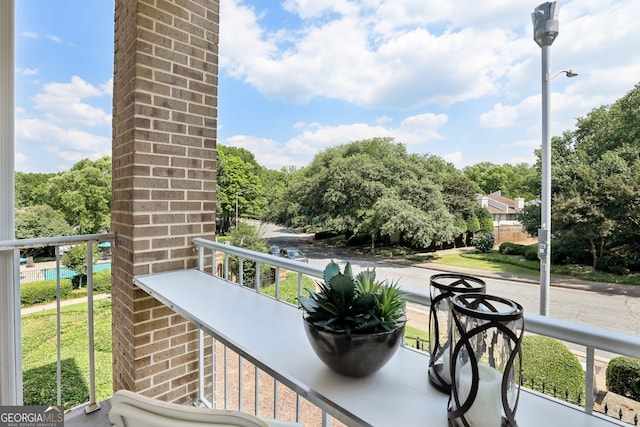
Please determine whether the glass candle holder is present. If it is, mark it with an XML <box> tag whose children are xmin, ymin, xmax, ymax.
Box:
<box><xmin>428</xmin><ymin>274</ymin><xmax>486</xmax><ymax>393</ymax></box>
<box><xmin>448</xmin><ymin>293</ymin><xmax>523</xmax><ymax>427</ymax></box>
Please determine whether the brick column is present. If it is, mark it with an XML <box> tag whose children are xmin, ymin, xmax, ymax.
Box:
<box><xmin>111</xmin><ymin>0</ymin><xmax>218</xmax><ymax>403</ymax></box>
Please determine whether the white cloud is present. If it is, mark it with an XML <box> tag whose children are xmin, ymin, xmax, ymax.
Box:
<box><xmin>32</xmin><ymin>76</ymin><xmax>111</xmax><ymax>127</ymax></box>
<box><xmin>21</xmin><ymin>31</ymin><xmax>64</xmax><ymax>43</ymax></box>
<box><xmin>44</xmin><ymin>34</ymin><xmax>62</xmax><ymax>43</ymax></box>
<box><xmin>15</xmin><ymin>152</ymin><xmax>27</xmax><ymax>166</ymax></box>
<box><xmin>223</xmin><ymin>135</ymin><xmax>300</xmax><ymax>170</ymax></box>
<box><xmin>16</xmin><ymin>68</ymin><xmax>39</xmax><ymax>76</ymax></box>
<box><xmin>396</xmin><ymin>113</ymin><xmax>447</xmax><ymax>144</ymax></box>
<box><xmin>282</xmin><ymin>0</ymin><xmax>357</xmax><ymax>19</ymax></box>
<box><xmin>224</xmin><ymin>111</ymin><xmax>448</xmax><ymax>169</ymax></box>
<box><xmin>16</xmin><ymin>118</ymin><xmax>110</xmax><ymax>158</ymax></box>
<box><xmin>219</xmin><ymin>0</ymin><xmax>530</xmax><ymax>109</ymax></box>
<box><xmin>16</xmin><ymin>118</ymin><xmax>109</xmax><ymax>149</ymax></box>
<box><xmin>442</xmin><ymin>151</ymin><xmax>462</xmax><ymax>167</ymax></box>
<box><xmin>15</xmin><ymin>75</ymin><xmax>113</xmax><ymax>171</ymax></box>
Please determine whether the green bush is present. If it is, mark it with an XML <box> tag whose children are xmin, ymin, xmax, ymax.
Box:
<box><xmin>21</xmin><ymin>280</ymin><xmax>72</xmax><ymax>306</ymax></box>
<box><xmin>606</xmin><ymin>356</ymin><xmax>640</xmax><ymax>400</ymax></box>
<box><xmin>472</xmin><ymin>232</ymin><xmax>495</xmax><ymax>253</ymax></box>
<box><xmin>93</xmin><ymin>270</ymin><xmax>112</xmax><ymax>293</ymax></box>
<box><xmin>520</xmin><ymin>336</ymin><xmax>585</xmax><ymax>401</ymax></box>
<box><xmin>499</xmin><ymin>242</ymin><xmax>527</xmax><ymax>255</ymax></box>
<box><xmin>523</xmin><ymin>246</ymin><xmax>539</xmax><ymax>261</ymax></box>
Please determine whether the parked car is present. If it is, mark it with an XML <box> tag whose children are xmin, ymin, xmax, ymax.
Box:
<box><xmin>269</xmin><ymin>245</ymin><xmax>280</xmax><ymax>256</ymax></box>
<box><xmin>279</xmin><ymin>248</ymin><xmax>309</xmax><ymax>263</ymax></box>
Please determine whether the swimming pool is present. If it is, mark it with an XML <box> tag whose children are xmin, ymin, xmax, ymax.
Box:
<box><xmin>42</xmin><ymin>262</ymin><xmax>111</xmax><ymax>281</ymax></box>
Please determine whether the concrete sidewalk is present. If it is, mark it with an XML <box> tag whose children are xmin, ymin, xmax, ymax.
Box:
<box><xmin>21</xmin><ymin>294</ymin><xmax>111</xmax><ymax>316</ymax></box>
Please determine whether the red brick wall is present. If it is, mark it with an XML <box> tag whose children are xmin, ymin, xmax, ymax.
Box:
<box><xmin>112</xmin><ymin>0</ymin><xmax>219</xmax><ymax>403</ymax></box>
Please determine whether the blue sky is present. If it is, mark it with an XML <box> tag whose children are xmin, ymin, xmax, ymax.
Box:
<box><xmin>14</xmin><ymin>0</ymin><xmax>640</xmax><ymax>173</ymax></box>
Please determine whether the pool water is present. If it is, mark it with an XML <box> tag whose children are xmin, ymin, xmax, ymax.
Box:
<box><xmin>42</xmin><ymin>262</ymin><xmax>111</xmax><ymax>281</ymax></box>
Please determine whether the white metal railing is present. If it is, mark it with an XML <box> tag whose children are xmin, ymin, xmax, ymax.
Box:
<box><xmin>0</xmin><ymin>233</ymin><xmax>115</xmax><ymax>413</ymax></box>
<box><xmin>194</xmin><ymin>238</ymin><xmax>639</xmax><ymax>425</ymax></box>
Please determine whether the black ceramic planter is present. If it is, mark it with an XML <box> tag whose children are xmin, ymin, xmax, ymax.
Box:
<box><xmin>303</xmin><ymin>317</ymin><xmax>405</xmax><ymax>377</ymax></box>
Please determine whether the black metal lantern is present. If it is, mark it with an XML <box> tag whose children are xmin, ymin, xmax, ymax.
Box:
<box><xmin>448</xmin><ymin>293</ymin><xmax>523</xmax><ymax>427</ymax></box>
<box><xmin>428</xmin><ymin>274</ymin><xmax>486</xmax><ymax>393</ymax></box>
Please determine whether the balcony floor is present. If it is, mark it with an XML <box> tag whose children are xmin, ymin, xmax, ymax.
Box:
<box><xmin>65</xmin><ymin>400</ymin><xmax>112</xmax><ymax>427</ymax></box>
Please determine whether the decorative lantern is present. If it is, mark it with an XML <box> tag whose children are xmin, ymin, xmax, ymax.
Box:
<box><xmin>428</xmin><ymin>274</ymin><xmax>486</xmax><ymax>393</ymax></box>
<box><xmin>448</xmin><ymin>293</ymin><xmax>523</xmax><ymax>427</ymax></box>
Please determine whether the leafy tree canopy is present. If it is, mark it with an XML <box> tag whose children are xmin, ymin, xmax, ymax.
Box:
<box><xmin>15</xmin><ymin>171</ymin><xmax>58</xmax><ymax>208</ymax></box>
<box><xmin>15</xmin><ymin>205</ymin><xmax>75</xmax><ymax>240</ymax></box>
<box><xmin>278</xmin><ymin>137</ymin><xmax>479</xmax><ymax>249</ymax></box>
<box><xmin>522</xmin><ymin>82</ymin><xmax>640</xmax><ymax>271</ymax></box>
<box><xmin>216</xmin><ymin>145</ymin><xmax>268</xmax><ymax>231</ymax></box>
<box><xmin>463</xmin><ymin>162</ymin><xmax>538</xmax><ymax>200</ymax></box>
<box><xmin>34</xmin><ymin>157</ymin><xmax>112</xmax><ymax>234</ymax></box>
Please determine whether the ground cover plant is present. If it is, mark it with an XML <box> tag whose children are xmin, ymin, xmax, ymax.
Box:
<box><xmin>22</xmin><ymin>299</ymin><xmax>113</xmax><ymax>408</ymax></box>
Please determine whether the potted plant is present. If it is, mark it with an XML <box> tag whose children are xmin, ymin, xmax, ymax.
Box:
<box><xmin>299</xmin><ymin>260</ymin><xmax>406</xmax><ymax>377</ymax></box>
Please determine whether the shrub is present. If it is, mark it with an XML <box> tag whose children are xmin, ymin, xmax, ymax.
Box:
<box><xmin>606</xmin><ymin>356</ymin><xmax>640</xmax><ymax>400</ymax></box>
<box><xmin>523</xmin><ymin>246</ymin><xmax>539</xmax><ymax>261</ymax></box>
<box><xmin>520</xmin><ymin>336</ymin><xmax>585</xmax><ymax>401</ymax></box>
<box><xmin>93</xmin><ymin>270</ymin><xmax>112</xmax><ymax>293</ymax></box>
<box><xmin>21</xmin><ymin>279</ymin><xmax>72</xmax><ymax>306</ymax></box>
<box><xmin>472</xmin><ymin>232</ymin><xmax>495</xmax><ymax>253</ymax></box>
<box><xmin>597</xmin><ymin>255</ymin><xmax>631</xmax><ymax>275</ymax></box>
<box><xmin>499</xmin><ymin>242</ymin><xmax>526</xmax><ymax>255</ymax></box>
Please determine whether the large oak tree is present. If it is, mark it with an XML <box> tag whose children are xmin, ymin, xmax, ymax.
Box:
<box><xmin>279</xmin><ymin>137</ymin><xmax>481</xmax><ymax>249</ymax></box>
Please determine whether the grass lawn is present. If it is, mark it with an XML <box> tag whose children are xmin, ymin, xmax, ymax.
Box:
<box><xmin>433</xmin><ymin>253</ymin><xmax>539</xmax><ymax>276</ymax></box>
<box><xmin>433</xmin><ymin>252</ymin><xmax>640</xmax><ymax>285</ymax></box>
<box><xmin>22</xmin><ymin>299</ymin><xmax>113</xmax><ymax>409</ymax></box>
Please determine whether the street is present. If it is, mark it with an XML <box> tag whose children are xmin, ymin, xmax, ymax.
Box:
<box><xmin>255</xmin><ymin>220</ymin><xmax>640</xmax><ymax>337</ymax></box>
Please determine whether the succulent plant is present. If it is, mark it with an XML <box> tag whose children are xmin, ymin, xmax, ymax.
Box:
<box><xmin>299</xmin><ymin>260</ymin><xmax>406</xmax><ymax>334</ymax></box>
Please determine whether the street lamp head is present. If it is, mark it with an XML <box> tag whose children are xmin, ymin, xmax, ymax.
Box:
<box><xmin>551</xmin><ymin>69</ymin><xmax>578</xmax><ymax>80</ymax></box>
<box><xmin>532</xmin><ymin>1</ymin><xmax>560</xmax><ymax>47</ymax></box>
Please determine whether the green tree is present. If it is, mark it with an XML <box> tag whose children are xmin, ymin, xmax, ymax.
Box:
<box><xmin>15</xmin><ymin>205</ymin><xmax>75</xmax><ymax>239</ymax></box>
<box><xmin>464</xmin><ymin>162</ymin><xmax>538</xmax><ymax>200</ymax></box>
<box><xmin>280</xmin><ymin>137</ymin><xmax>470</xmax><ymax>249</ymax></box>
<box><xmin>15</xmin><ymin>171</ymin><xmax>57</xmax><ymax>208</ymax></box>
<box><xmin>36</xmin><ymin>157</ymin><xmax>112</xmax><ymax>234</ymax></box>
<box><xmin>547</xmin><ymin>83</ymin><xmax>640</xmax><ymax>271</ymax></box>
<box><xmin>228</xmin><ymin>222</ymin><xmax>270</xmax><ymax>287</ymax></box>
<box><xmin>62</xmin><ymin>244</ymin><xmax>99</xmax><ymax>288</ymax></box>
<box><xmin>216</xmin><ymin>146</ymin><xmax>268</xmax><ymax>232</ymax></box>
<box><xmin>15</xmin><ymin>205</ymin><xmax>76</xmax><ymax>258</ymax></box>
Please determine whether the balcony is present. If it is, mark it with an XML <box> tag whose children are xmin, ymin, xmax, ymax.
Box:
<box><xmin>2</xmin><ymin>234</ymin><xmax>639</xmax><ymax>426</ymax></box>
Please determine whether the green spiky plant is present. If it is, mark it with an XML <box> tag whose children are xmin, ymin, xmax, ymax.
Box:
<box><xmin>299</xmin><ymin>260</ymin><xmax>406</xmax><ymax>335</ymax></box>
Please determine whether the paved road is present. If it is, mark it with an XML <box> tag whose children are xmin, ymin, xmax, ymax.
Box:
<box><xmin>255</xmin><ymin>220</ymin><xmax>640</xmax><ymax>338</ymax></box>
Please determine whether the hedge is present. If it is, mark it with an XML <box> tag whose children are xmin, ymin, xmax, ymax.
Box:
<box><xmin>606</xmin><ymin>356</ymin><xmax>640</xmax><ymax>400</ymax></box>
<box><xmin>499</xmin><ymin>242</ymin><xmax>528</xmax><ymax>256</ymax></box>
<box><xmin>93</xmin><ymin>270</ymin><xmax>112</xmax><ymax>293</ymax></box>
<box><xmin>21</xmin><ymin>279</ymin><xmax>72</xmax><ymax>306</ymax></box>
<box><xmin>520</xmin><ymin>336</ymin><xmax>585</xmax><ymax>400</ymax></box>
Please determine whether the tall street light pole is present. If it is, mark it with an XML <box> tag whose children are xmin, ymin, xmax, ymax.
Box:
<box><xmin>532</xmin><ymin>1</ymin><xmax>559</xmax><ymax>316</ymax></box>
<box><xmin>235</xmin><ymin>191</ymin><xmax>239</xmax><ymax>227</ymax></box>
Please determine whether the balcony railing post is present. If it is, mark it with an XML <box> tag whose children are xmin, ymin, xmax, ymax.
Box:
<box><xmin>85</xmin><ymin>242</ymin><xmax>100</xmax><ymax>413</ymax></box>
<box><xmin>197</xmin><ymin>245</ymin><xmax>204</xmax><ymax>271</ymax></box>
<box><xmin>197</xmin><ymin>328</ymin><xmax>208</xmax><ymax>407</ymax></box>
<box><xmin>55</xmin><ymin>246</ymin><xmax>62</xmax><ymax>407</ymax></box>
<box><xmin>255</xmin><ymin>262</ymin><xmax>261</xmax><ymax>291</ymax></box>
<box><xmin>585</xmin><ymin>346</ymin><xmax>595</xmax><ymax>413</ymax></box>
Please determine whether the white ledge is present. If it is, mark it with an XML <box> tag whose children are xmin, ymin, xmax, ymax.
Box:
<box><xmin>134</xmin><ymin>269</ymin><xmax>622</xmax><ymax>427</ymax></box>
